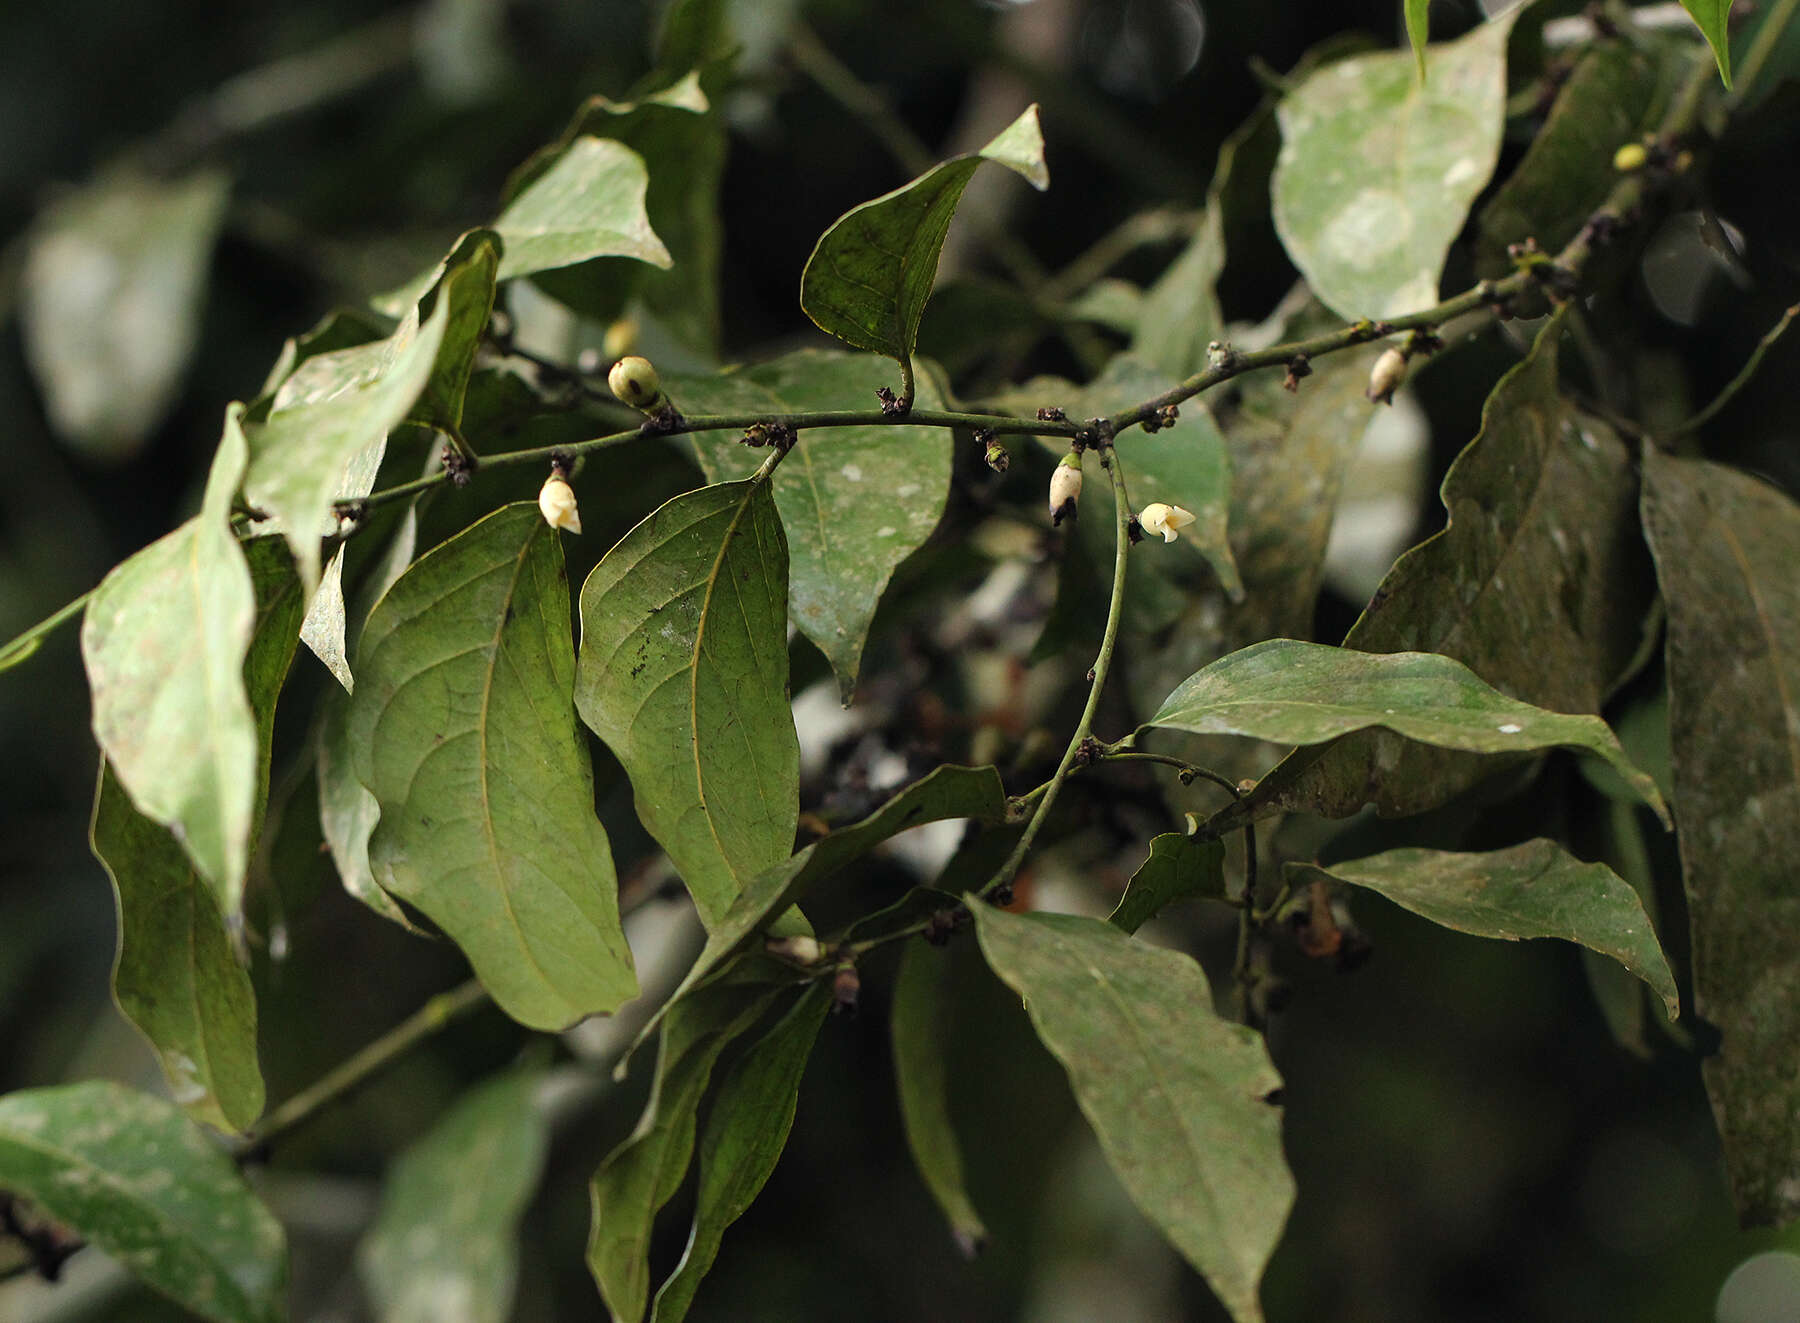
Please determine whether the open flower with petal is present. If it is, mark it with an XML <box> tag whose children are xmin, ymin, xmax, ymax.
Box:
<box><xmin>1137</xmin><ymin>502</ymin><xmax>1195</xmax><ymax>543</ymax></box>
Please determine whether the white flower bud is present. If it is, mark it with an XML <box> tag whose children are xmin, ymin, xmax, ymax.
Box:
<box><xmin>1048</xmin><ymin>453</ymin><xmax>1083</xmax><ymax>527</ymax></box>
<box><xmin>602</xmin><ymin>318</ymin><xmax>639</xmax><ymax>361</ymax></box>
<box><xmin>538</xmin><ymin>475</ymin><xmax>582</xmax><ymax>533</ymax></box>
<box><xmin>765</xmin><ymin>934</ymin><xmax>824</xmax><ymax>965</ymax></box>
<box><xmin>1366</xmin><ymin>347</ymin><xmax>1408</xmax><ymax>404</ymax></box>
<box><xmin>1138</xmin><ymin>502</ymin><xmax>1195</xmax><ymax>543</ymax></box>
<box><xmin>608</xmin><ymin>354</ymin><xmax>665</xmax><ymax>411</ymax></box>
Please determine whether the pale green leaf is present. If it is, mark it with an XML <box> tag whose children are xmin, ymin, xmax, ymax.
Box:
<box><xmin>1679</xmin><ymin>0</ymin><xmax>1733</xmax><ymax>85</ymax></box>
<box><xmin>244</xmin><ymin>292</ymin><xmax>450</xmax><ymax>594</ymax></box>
<box><xmin>1109</xmin><ymin>833</ymin><xmax>1226</xmax><ymax>934</ymax></box>
<box><xmin>350</xmin><ymin>504</ymin><xmax>637</xmax><ymax>1030</ymax></box>
<box><xmin>359</xmin><ymin>1070</ymin><xmax>549</xmax><ymax>1323</ymax></box>
<box><xmin>299</xmin><ymin>545</ymin><xmax>355</xmax><ymax>693</ymax></box>
<box><xmin>1148</xmin><ymin>639</ymin><xmax>1669</xmax><ymax>824</ymax></box>
<box><xmin>20</xmin><ymin>169</ymin><xmax>229</xmax><ymax>461</ymax></box>
<box><xmin>1641</xmin><ymin>448</ymin><xmax>1800</xmax><ymax>1223</ymax></box>
<box><xmin>679</xmin><ymin>349</ymin><xmax>951</xmax><ymax>702</ymax></box>
<box><xmin>800</xmin><ymin>104</ymin><xmax>1047</xmax><ymax>376</ymax></box>
<box><xmin>651</xmin><ymin>984</ymin><xmax>831</xmax><ymax>1322</ymax></box>
<box><xmin>1272</xmin><ymin>11</ymin><xmax>1516</xmax><ymax>320</ymax></box>
<box><xmin>494</xmin><ymin>136</ymin><xmax>671</xmax><ymax>281</ymax></box>
<box><xmin>891</xmin><ymin>942</ymin><xmax>986</xmax><ymax>1255</ymax></box>
<box><xmin>1405</xmin><ymin>0</ymin><xmax>1430</xmax><ymax>80</ymax></box>
<box><xmin>1291</xmin><ymin>839</ymin><xmax>1678</xmax><ymax>1019</ymax></box>
<box><xmin>575</xmin><ymin>479</ymin><xmax>798</xmax><ymax>931</ymax></box>
<box><xmin>1129</xmin><ymin>206</ymin><xmax>1224</xmax><ymax>381</ymax></box>
<box><xmin>971</xmin><ymin>907</ymin><xmax>1291</xmax><ymax>1323</ymax></box>
<box><xmin>82</xmin><ymin>406</ymin><xmax>258</xmax><ymax>914</ymax></box>
<box><xmin>0</xmin><ymin>1082</ymin><xmax>286</xmax><ymax>1323</ymax></box>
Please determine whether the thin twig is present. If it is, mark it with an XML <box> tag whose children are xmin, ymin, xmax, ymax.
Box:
<box><xmin>0</xmin><ymin>590</ymin><xmax>94</xmax><ymax>672</ymax></box>
<box><xmin>1671</xmin><ymin>302</ymin><xmax>1799</xmax><ymax>437</ymax></box>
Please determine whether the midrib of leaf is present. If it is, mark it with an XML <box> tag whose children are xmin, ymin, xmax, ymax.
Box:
<box><xmin>0</xmin><ymin>1128</ymin><xmax>255</xmax><ymax>1316</ymax></box>
<box><xmin>690</xmin><ymin>483</ymin><xmax>761</xmax><ymax>890</ymax></box>
<box><xmin>1719</xmin><ymin>521</ymin><xmax>1800</xmax><ymax>786</ymax></box>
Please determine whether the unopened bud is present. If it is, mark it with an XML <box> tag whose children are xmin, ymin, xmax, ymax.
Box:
<box><xmin>1048</xmin><ymin>453</ymin><xmax>1083</xmax><ymax>526</ymax></box>
<box><xmin>832</xmin><ymin>963</ymin><xmax>861</xmax><ymax>1015</ymax></box>
<box><xmin>538</xmin><ymin>475</ymin><xmax>581</xmax><ymax>533</ymax></box>
<box><xmin>1366</xmin><ymin>347</ymin><xmax>1408</xmax><ymax>404</ymax></box>
<box><xmin>765</xmin><ymin>934</ymin><xmax>824</xmax><ymax>965</ymax></box>
<box><xmin>608</xmin><ymin>355</ymin><xmax>665</xmax><ymax>412</ymax></box>
<box><xmin>602</xmin><ymin>318</ymin><xmax>639</xmax><ymax>361</ymax></box>
<box><xmin>984</xmin><ymin>439</ymin><xmax>1010</xmax><ymax>473</ymax></box>
<box><xmin>1612</xmin><ymin>141</ymin><xmax>1648</xmax><ymax>173</ymax></box>
<box><xmin>1137</xmin><ymin>501</ymin><xmax>1195</xmax><ymax>543</ymax></box>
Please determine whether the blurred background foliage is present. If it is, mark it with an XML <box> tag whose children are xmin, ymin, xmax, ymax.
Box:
<box><xmin>3</xmin><ymin>0</ymin><xmax>1800</xmax><ymax>1320</ymax></box>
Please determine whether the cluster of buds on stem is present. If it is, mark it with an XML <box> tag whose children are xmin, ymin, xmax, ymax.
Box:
<box><xmin>1048</xmin><ymin>451</ymin><xmax>1083</xmax><ymax>526</ymax></box>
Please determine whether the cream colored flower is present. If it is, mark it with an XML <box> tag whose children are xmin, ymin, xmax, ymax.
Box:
<box><xmin>1138</xmin><ymin>502</ymin><xmax>1195</xmax><ymax>543</ymax></box>
<box><xmin>1048</xmin><ymin>453</ymin><xmax>1083</xmax><ymax>527</ymax></box>
<box><xmin>1365</xmin><ymin>347</ymin><xmax>1408</xmax><ymax>404</ymax></box>
<box><xmin>538</xmin><ymin>475</ymin><xmax>582</xmax><ymax>533</ymax></box>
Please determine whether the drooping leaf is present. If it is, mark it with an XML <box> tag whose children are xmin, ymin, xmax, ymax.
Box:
<box><xmin>492</xmin><ymin>136</ymin><xmax>671</xmax><ymax>282</ymax></box>
<box><xmin>257</xmin><ymin>305</ymin><xmax>392</xmax><ymax>403</ymax></box>
<box><xmin>1271</xmin><ymin>11</ymin><xmax>1516</xmax><ymax>320</ymax></box>
<box><xmin>588</xmin><ymin>978</ymin><xmax>792</xmax><ymax>1323</ymax></box>
<box><xmin>644</xmin><ymin>765</ymin><xmax>1007</xmax><ymax>1045</ymax></box>
<box><xmin>575</xmin><ymin>479</ymin><xmax>798</xmax><ymax>931</ymax></box>
<box><xmin>1476</xmin><ymin>42</ymin><xmax>1668</xmax><ymax>277</ymax></box>
<box><xmin>0</xmin><ymin>1081</ymin><xmax>286</xmax><ymax>1323</ymax></box>
<box><xmin>1641</xmin><ymin>448</ymin><xmax>1800</xmax><ymax>1224</ymax></box>
<box><xmin>244</xmin><ymin>292</ymin><xmax>450</xmax><ymax>594</ymax></box>
<box><xmin>1678</xmin><ymin>0</ymin><xmax>1734</xmax><ymax>85</ymax></box>
<box><xmin>410</xmin><ymin>230</ymin><xmax>502</xmax><ymax>437</ymax></box>
<box><xmin>1147</xmin><ymin>639</ymin><xmax>1668</xmax><ymax>823</ymax></box>
<box><xmin>20</xmin><ymin>169</ymin><xmax>229</xmax><ymax>462</ymax></box>
<box><xmin>358</xmin><ymin>1069</ymin><xmax>549</xmax><ymax>1323</ymax></box>
<box><xmin>1291</xmin><ymin>839</ymin><xmax>1678</xmax><ymax>1018</ymax></box>
<box><xmin>1272</xmin><ymin>313</ymin><xmax>1655</xmax><ymax>820</ymax></box>
<box><xmin>800</xmin><ymin>105</ymin><xmax>1047</xmax><ymax>385</ymax></box>
<box><xmin>678</xmin><ymin>349</ymin><xmax>952</xmax><ymax>702</ymax></box>
<box><xmin>1109</xmin><ymin>833</ymin><xmax>1226</xmax><ymax>935</ymax></box>
<box><xmin>650</xmin><ymin>983</ymin><xmax>831</xmax><ymax>1323</ymax></box>
<box><xmin>82</xmin><ymin>407</ymin><xmax>258</xmax><ymax>914</ymax></box>
<box><xmin>300</xmin><ymin>545</ymin><xmax>356</xmax><ymax>692</ymax></box>
<box><xmin>1404</xmin><ymin>0</ymin><xmax>1430</xmax><ymax>79</ymax></box>
<box><xmin>971</xmin><ymin>907</ymin><xmax>1291</xmax><ymax>1323</ymax></box>
<box><xmin>350</xmin><ymin>504</ymin><xmax>637</xmax><ymax>1030</ymax></box>
<box><xmin>890</xmin><ymin>942</ymin><xmax>986</xmax><ymax>1255</ymax></box>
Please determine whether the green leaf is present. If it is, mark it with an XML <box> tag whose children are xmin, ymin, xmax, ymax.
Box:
<box><xmin>1271</xmin><ymin>312</ymin><xmax>1655</xmax><ymax>820</ymax></box>
<box><xmin>493</xmin><ymin>136</ymin><xmax>671</xmax><ymax>281</ymax></box>
<box><xmin>20</xmin><ymin>169</ymin><xmax>229</xmax><ymax>461</ymax></box>
<box><xmin>890</xmin><ymin>943</ymin><xmax>986</xmax><ymax>1255</ymax></box>
<box><xmin>1290</xmin><ymin>839</ymin><xmax>1678</xmax><ymax>1019</ymax></box>
<box><xmin>410</xmin><ymin>231</ymin><xmax>501</xmax><ymax>437</ymax></box>
<box><xmin>575</xmin><ymin>479</ymin><xmax>798</xmax><ymax>931</ymax></box>
<box><xmin>643</xmin><ymin>765</ymin><xmax>1007</xmax><ymax>1049</ymax></box>
<box><xmin>1679</xmin><ymin>0</ymin><xmax>1733</xmax><ymax>85</ymax></box>
<box><xmin>82</xmin><ymin>407</ymin><xmax>259</xmax><ymax>914</ymax></box>
<box><xmin>0</xmin><ymin>1081</ymin><xmax>286</xmax><ymax>1323</ymax></box>
<box><xmin>358</xmin><ymin>1069</ymin><xmax>549</xmax><ymax>1323</ymax></box>
<box><xmin>588</xmin><ymin>978</ymin><xmax>791</xmax><ymax>1323</ymax></box>
<box><xmin>1147</xmin><ymin>639</ymin><xmax>1669</xmax><ymax>824</ymax></box>
<box><xmin>299</xmin><ymin>545</ymin><xmax>356</xmax><ymax>692</ymax></box>
<box><xmin>1109</xmin><ymin>833</ymin><xmax>1226</xmax><ymax>935</ymax></box>
<box><xmin>1271</xmin><ymin>10</ymin><xmax>1516</xmax><ymax>320</ymax></box>
<box><xmin>350</xmin><ymin>504</ymin><xmax>637</xmax><ymax>1030</ymax></box>
<box><xmin>1129</xmin><ymin>207</ymin><xmax>1224</xmax><ymax>380</ymax></box>
<box><xmin>244</xmin><ymin>292</ymin><xmax>450</xmax><ymax>594</ymax></box>
<box><xmin>1641</xmin><ymin>448</ymin><xmax>1800</xmax><ymax>1224</ymax></box>
<box><xmin>971</xmin><ymin>907</ymin><xmax>1291</xmax><ymax>1323</ymax></box>
<box><xmin>650</xmin><ymin>984</ymin><xmax>831</xmax><ymax>1323</ymax></box>
<box><xmin>678</xmin><ymin>349</ymin><xmax>952</xmax><ymax>702</ymax></box>
<box><xmin>1404</xmin><ymin>0</ymin><xmax>1430</xmax><ymax>80</ymax></box>
<box><xmin>800</xmin><ymin>105</ymin><xmax>1047</xmax><ymax>385</ymax></box>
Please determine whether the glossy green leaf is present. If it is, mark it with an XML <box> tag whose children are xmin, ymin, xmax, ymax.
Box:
<box><xmin>1109</xmin><ymin>833</ymin><xmax>1226</xmax><ymax>934</ymax></box>
<box><xmin>493</xmin><ymin>136</ymin><xmax>671</xmax><ymax>281</ymax></box>
<box><xmin>679</xmin><ymin>349</ymin><xmax>951</xmax><ymax>702</ymax></box>
<box><xmin>800</xmin><ymin>104</ymin><xmax>1047</xmax><ymax>380</ymax></box>
<box><xmin>359</xmin><ymin>1069</ymin><xmax>549</xmax><ymax>1323</ymax></box>
<box><xmin>20</xmin><ymin>169</ymin><xmax>229</xmax><ymax>461</ymax></box>
<box><xmin>651</xmin><ymin>983</ymin><xmax>831</xmax><ymax>1322</ymax></box>
<box><xmin>1291</xmin><ymin>839</ymin><xmax>1678</xmax><ymax>1019</ymax></box>
<box><xmin>350</xmin><ymin>504</ymin><xmax>636</xmax><ymax>1030</ymax></box>
<box><xmin>82</xmin><ymin>407</ymin><xmax>258</xmax><ymax>914</ymax></box>
<box><xmin>1148</xmin><ymin>639</ymin><xmax>1668</xmax><ymax>824</ymax></box>
<box><xmin>589</xmin><ymin>978</ymin><xmax>791</xmax><ymax>1323</ymax></box>
<box><xmin>1272</xmin><ymin>11</ymin><xmax>1516</xmax><ymax>320</ymax></box>
<box><xmin>575</xmin><ymin>479</ymin><xmax>798</xmax><ymax>931</ymax></box>
<box><xmin>1641</xmin><ymin>448</ymin><xmax>1800</xmax><ymax>1224</ymax></box>
<box><xmin>1679</xmin><ymin>0</ymin><xmax>1733</xmax><ymax>85</ymax></box>
<box><xmin>891</xmin><ymin>942</ymin><xmax>986</xmax><ymax>1255</ymax></box>
<box><xmin>972</xmin><ymin>907</ymin><xmax>1291</xmax><ymax>1323</ymax></box>
<box><xmin>244</xmin><ymin>292</ymin><xmax>450</xmax><ymax>594</ymax></box>
<box><xmin>1476</xmin><ymin>42</ymin><xmax>1667</xmax><ymax>277</ymax></box>
<box><xmin>646</xmin><ymin>765</ymin><xmax>1007</xmax><ymax>1046</ymax></box>
<box><xmin>1273</xmin><ymin>313</ymin><xmax>1655</xmax><ymax>820</ymax></box>
<box><xmin>1404</xmin><ymin>0</ymin><xmax>1430</xmax><ymax>79</ymax></box>
<box><xmin>0</xmin><ymin>1081</ymin><xmax>286</xmax><ymax>1323</ymax></box>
